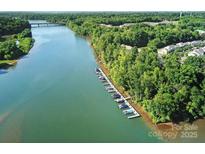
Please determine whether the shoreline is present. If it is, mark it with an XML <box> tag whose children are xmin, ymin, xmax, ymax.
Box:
<box><xmin>0</xmin><ymin>60</ymin><xmax>17</xmax><ymax>69</ymax></box>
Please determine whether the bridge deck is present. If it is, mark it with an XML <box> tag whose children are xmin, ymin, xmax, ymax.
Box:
<box><xmin>30</xmin><ymin>23</ymin><xmax>65</xmax><ymax>27</ymax></box>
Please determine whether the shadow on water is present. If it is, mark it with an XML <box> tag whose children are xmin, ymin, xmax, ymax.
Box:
<box><xmin>0</xmin><ymin>69</ymin><xmax>8</xmax><ymax>75</ymax></box>
<box><xmin>19</xmin><ymin>55</ymin><xmax>29</xmax><ymax>60</ymax></box>
<box><xmin>0</xmin><ymin>63</ymin><xmax>17</xmax><ymax>74</ymax></box>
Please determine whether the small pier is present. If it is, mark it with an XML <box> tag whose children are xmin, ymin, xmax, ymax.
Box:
<box><xmin>95</xmin><ymin>67</ymin><xmax>140</xmax><ymax>119</ymax></box>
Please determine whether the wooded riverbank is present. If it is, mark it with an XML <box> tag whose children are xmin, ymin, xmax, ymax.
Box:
<box><xmin>0</xmin><ymin>17</ymin><xmax>34</xmax><ymax>69</ymax></box>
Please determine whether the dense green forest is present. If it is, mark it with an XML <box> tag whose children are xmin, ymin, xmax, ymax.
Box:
<box><xmin>0</xmin><ymin>17</ymin><xmax>33</xmax><ymax>67</ymax></box>
<box><xmin>12</xmin><ymin>12</ymin><xmax>205</xmax><ymax>123</ymax></box>
<box><xmin>1</xmin><ymin>12</ymin><xmax>205</xmax><ymax>123</ymax></box>
<box><xmin>65</xmin><ymin>12</ymin><xmax>205</xmax><ymax>123</ymax></box>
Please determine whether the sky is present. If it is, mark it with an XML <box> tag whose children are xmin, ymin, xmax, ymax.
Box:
<box><xmin>0</xmin><ymin>0</ymin><xmax>205</xmax><ymax>11</ymax></box>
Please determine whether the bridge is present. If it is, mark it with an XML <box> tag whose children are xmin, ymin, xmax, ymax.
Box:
<box><xmin>30</xmin><ymin>22</ymin><xmax>65</xmax><ymax>28</ymax></box>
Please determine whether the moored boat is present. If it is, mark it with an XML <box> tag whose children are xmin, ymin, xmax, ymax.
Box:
<box><xmin>118</xmin><ymin>103</ymin><xmax>129</xmax><ymax>109</ymax></box>
<box><xmin>115</xmin><ymin>99</ymin><xmax>125</xmax><ymax>103</ymax></box>
<box><xmin>95</xmin><ymin>68</ymin><xmax>100</xmax><ymax>73</ymax></box>
<box><xmin>112</xmin><ymin>93</ymin><xmax>121</xmax><ymax>99</ymax></box>
<box><xmin>123</xmin><ymin>109</ymin><xmax>134</xmax><ymax>115</ymax></box>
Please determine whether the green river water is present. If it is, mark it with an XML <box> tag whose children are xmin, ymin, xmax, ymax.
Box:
<box><xmin>0</xmin><ymin>23</ymin><xmax>162</xmax><ymax>142</ymax></box>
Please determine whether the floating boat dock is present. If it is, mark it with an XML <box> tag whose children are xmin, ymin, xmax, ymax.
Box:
<box><xmin>95</xmin><ymin>67</ymin><xmax>140</xmax><ymax>119</ymax></box>
<box><xmin>107</xmin><ymin>89</ymin><xmax>116</xmax><ymax>93</ymax></box>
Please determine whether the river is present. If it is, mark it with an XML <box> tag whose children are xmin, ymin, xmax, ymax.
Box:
<box><xmin>0</xmin><ymin>22</ymin><xmax>162</xmax><ymax>142</ymax></box>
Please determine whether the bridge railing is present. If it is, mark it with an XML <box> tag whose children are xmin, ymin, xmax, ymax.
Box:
<box><xmin>30</xmin><ymin>23</ymin><xmax>65</xmax><ymax>28</ymax></box>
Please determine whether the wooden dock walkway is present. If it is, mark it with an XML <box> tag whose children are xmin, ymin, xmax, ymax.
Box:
<box><xmin>96</xmin><ymin>67</ymin><xmax>140</xmax><ymax>119</ymax></box>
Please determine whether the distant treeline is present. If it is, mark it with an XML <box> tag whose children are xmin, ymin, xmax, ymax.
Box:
<box><xmin>0</xmin><ymin>17</ymin><xmax>31</xmax><ymax>37</ymax></box>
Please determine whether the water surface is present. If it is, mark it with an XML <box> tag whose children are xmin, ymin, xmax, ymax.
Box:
<box><xmin>0</xmin><ymin>24</ymin><xmax>161</xmax><ymax>142</ymax></box>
